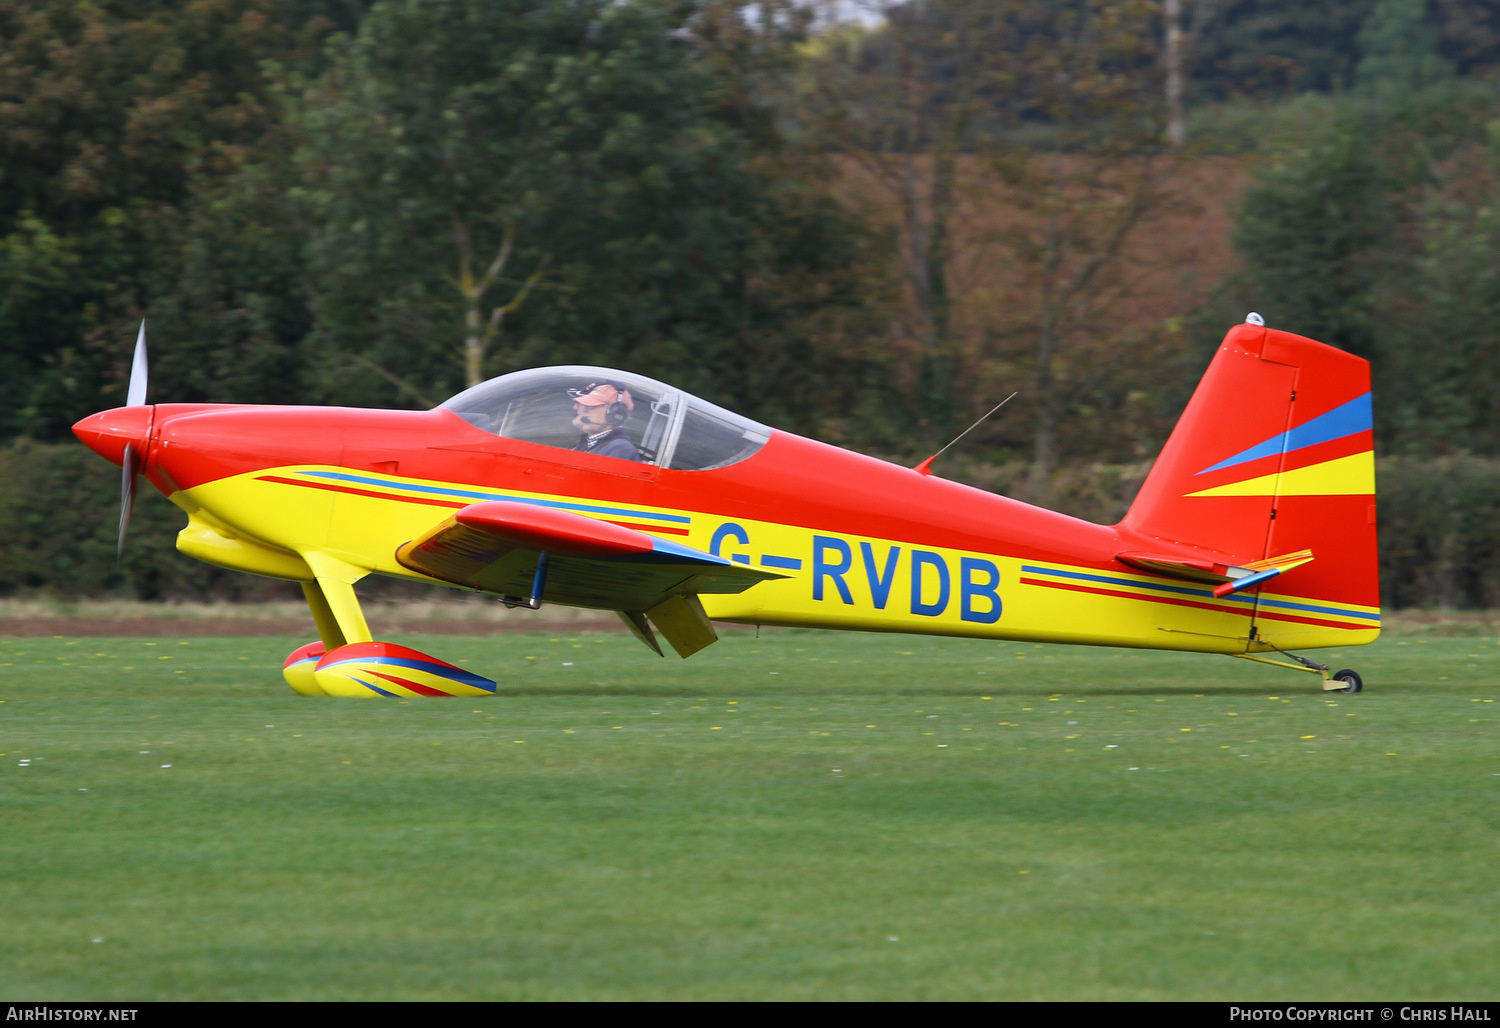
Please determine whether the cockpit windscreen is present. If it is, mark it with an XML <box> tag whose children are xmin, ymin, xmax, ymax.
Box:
<box><xmin>437</xmin><ymin>366</ymin><xmax>769</xmax><ymax>470</ymax></box>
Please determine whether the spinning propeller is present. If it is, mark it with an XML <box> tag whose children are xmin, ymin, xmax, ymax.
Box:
<box><xmin>118</xmin><ymin>321</ymin><xmax>148</xmax><ymax>555</ymax></box>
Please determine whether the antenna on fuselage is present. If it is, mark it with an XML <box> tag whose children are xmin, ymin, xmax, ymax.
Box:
<box><xmin>912</xmin><ymin>392</ymin><xmax>1018</xmax><ymax>477</ymax></box>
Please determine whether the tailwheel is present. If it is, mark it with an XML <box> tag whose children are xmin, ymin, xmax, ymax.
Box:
<box><xmin>1331</xmin><ymin>668</ymin><xmax>1363</xmax><ymax>694</ymax></box>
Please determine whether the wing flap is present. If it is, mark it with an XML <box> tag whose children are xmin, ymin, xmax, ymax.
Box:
<box><xmin>646</xmin><ymin>594</ymin><xmax>718</xmax><ymax>658</ymax></box>
<box><xmin>617</xmin><ymin>610</ymin><xmax>664</xmax><ymax>656</ymax></box>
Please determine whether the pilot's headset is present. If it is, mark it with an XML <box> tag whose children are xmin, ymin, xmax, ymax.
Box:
<box><xmin>568</xmin><ymin>382</ymin><xmax>634</xmax><ymax>426</ymax></box>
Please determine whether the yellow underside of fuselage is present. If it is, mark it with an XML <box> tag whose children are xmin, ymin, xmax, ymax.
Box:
<box><xmin>170</xmin><ymin>465</ymin><xmax>1380</xmax><ymax>655</ymax></box>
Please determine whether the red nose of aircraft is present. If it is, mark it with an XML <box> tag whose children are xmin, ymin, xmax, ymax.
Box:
<box><xmin>73</xmin><ymin>407</ymin><xmax>152</xmax><ymax>468</ymax></box>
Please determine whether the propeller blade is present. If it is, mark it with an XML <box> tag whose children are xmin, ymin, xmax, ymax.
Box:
<box><xmin>118</xmin><ymin>443</ymin><xmax>139</xmax><ymax>556</ymax></box>
<box><xmin>127</xmin><ymin>320</ymin><xmax>148</xmax><ymax>407</ymax></box>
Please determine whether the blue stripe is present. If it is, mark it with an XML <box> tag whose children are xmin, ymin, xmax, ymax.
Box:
<box><xmin>1021</xmin><ymin>564</ymin><xmax>1234</xmax><ymax>601</ymax></box>
<box><xmin>321</xmin><ymin>655</ymin><xmax>497</xmax><ymax>691</ymax></box>
<box><xmin>1254</xmin><ymin>597</ymin><xmax>1379</xmax><ymax>622</ymax></box>
<box><xmin>344</xmin><ymin>675</ymin><xmax>399</xmax><ymax>698</ymax></box>
<box><xmin>299</xmin><ymin>470</ymin><xmax>692</xmax><ymax>524</ymax></box>
<box><xmin>1020</xmin><ymin>564</ymin><xmax>1380</xmax><ymax>622</ymax></box>
<box><xmin>1220</xmin><ymin>567</ymin><xmax>1281</xmax><ymax>596</ymax></box>
<box><xmin>647</xmin><ymin>537</ymin><xmax>735</xmax><ymax>566</ymax></box>
<box><xmin>1197</xmin><ymin>393</ymin><xmax>1372</xmax><ymax>475</ymax></box>
<box><xmin>760</xmin><ymin>554</ymin><xmax>804</xmax><ymax>570</ymax></box>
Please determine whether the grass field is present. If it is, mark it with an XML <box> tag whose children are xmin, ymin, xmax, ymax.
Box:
<box><xmin>2</xmin><ymin>627</ymin><xmax>1497</xmax><ymax>1000</ymax></box>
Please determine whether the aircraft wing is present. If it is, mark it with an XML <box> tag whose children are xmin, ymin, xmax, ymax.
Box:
<box><xmin>1116</xmin><ymin>548</ymin><xmax>1314</xmax><ymax>598</ymax></box>
<box><xmin>395</xmin><ymin>500</ymin><xmax>786</xmax><ymax>657</ymax></box>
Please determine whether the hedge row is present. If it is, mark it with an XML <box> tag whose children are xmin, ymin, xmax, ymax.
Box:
<box><xmin>0</xmin><ymin>441</ymin><xmax>295</xmax><ymax>602</ymax></box>
<box><xmin>2</xmin><ymin>442</ymin><xmax>1495</xmax><ymax>609</ymax></box>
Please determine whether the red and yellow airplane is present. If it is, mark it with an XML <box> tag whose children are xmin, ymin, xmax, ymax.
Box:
<box><xmin>73</xmin><ymin>317</ymin><xmax>1379</xmax><ymax>697</ymax></box>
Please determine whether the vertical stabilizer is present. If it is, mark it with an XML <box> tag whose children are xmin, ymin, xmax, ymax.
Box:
<box><xmin>1121</xmin><ymin>322</ymin><xmax>1380</xmax><ymax>647</ymax></box>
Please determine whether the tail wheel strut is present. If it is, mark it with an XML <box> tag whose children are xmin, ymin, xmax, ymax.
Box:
<box><xmin>1232</xmin><ymin>651</ymin><xmax>1366</xmax><ymax>693</ymax></box>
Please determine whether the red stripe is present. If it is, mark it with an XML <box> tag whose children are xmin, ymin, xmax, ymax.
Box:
<box><xmin>258</xmin><ymin>475</ymin><xmax>693</xmax><ymax>537</ymax></box>
<box><xmin>1249</xmin><ymin>608</ymin><xmax>1374</xmax><ymax>631</ymax></box>
<box><xmin>257</xmin><ymin>475</ymin><xmax>465</xmax><ymax>508</ymax></box>
<box><xmin>1018</xmin><ymin>576</ymin><xmax>1369</xmax><ymax>631</ymax></box>
<box><xmin>366</xmin><ymin>668</ymin><xmax>451</xmax><ymax>697</ymax></box>
<box><xmin>1020</xmin><ymin>576</ymin><xmax>1247</xmax><ymax>618</ymax></box>
<box><xmin>605</xmin><ymin>519</ymin><xmax>689</xmax><ymax>536</ymax></box>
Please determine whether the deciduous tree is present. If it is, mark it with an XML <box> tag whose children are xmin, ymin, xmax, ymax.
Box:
<box><xmin>0</xmin><ymin>0</ymin><xmax>316</xmax><ymax>438</ymax></box>
<box><xmin>298</xmin><ymin>0</ymin><xmax>887</xmax><ymax>436</ymax></box>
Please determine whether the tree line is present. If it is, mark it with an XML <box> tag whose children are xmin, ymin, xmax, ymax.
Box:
<box><xmin>1</xmin><ymin>0</ymin><xmax>898</xmax><ymax>449</ymax></box>
<box><xmin>4</xmin><ymin>0</ymin><xmax>1500</xmax><ymax>604</ymax></box>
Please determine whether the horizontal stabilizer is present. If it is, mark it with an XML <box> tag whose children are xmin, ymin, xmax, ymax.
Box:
<box><xmin>1117</xmin><ymin>548</ymin><xmax>1314</xmax><ymax>597</ymax></box>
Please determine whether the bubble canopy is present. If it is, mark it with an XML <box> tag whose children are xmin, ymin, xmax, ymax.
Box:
<box><xmin>437</xmin><ymin>366</ymin><xmax>771</xmax><ymax>471</ymax></box>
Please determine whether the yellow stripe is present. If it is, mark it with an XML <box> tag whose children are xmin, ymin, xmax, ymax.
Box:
<box><xmin>1187</xmin><ymin>452</ymin><xmax>1374</xmax><ymax>497</ymax></box>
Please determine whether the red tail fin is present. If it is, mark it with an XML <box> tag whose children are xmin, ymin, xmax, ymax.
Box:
<box><xmin>1122</xmin><ymin>322</ymin><xmax>1379</xmax><ymax>644</ymax></box>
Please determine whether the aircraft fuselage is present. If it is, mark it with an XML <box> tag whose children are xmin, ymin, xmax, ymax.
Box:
<box><xmin>74</xmin><ymin>400</ymin><xmax>1378</xmax><ymax>655</ymax></box>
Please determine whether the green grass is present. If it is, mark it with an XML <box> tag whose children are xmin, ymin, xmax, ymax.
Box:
<box><xmin>1</xmin><ymin>629</ymin><xmax>1497</xmax><ymax>1000</ymax></box>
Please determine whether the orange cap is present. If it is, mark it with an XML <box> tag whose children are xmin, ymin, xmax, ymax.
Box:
<box><xmin>569</xmin><ymin>383</ymin><xmax>633</xmax><ymax>411</ymax></box>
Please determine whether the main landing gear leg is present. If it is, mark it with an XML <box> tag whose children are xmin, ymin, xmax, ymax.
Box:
<box><xmin>283</xmin><ymin>555</ymin><xmax>375</xmax><ymax>696</ymax></box>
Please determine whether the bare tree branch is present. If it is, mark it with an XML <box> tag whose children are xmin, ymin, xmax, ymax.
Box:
<box><xmin>336</xmin><ymin>350</ymin><xmax>439</xmax><ymax>409</ymax></box>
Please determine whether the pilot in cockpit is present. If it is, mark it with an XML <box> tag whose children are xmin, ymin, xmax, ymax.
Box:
<box><xmin>568</xmin><ymin>382</ymin><xmax>641</xmax><ymax>462</ymax></box>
